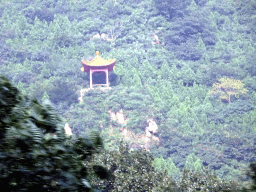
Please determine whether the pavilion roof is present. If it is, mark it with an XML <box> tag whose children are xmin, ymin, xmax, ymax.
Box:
<box><xmin>81</xmin><ymin>51</ymin><xmax>116</xmax><ymax>67</ymax></box>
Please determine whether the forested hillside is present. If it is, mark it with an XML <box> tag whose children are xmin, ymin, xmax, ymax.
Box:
<box><xmin>0</xmin><ymin>0</ymin><xmax>256</xmax><ymax>190</ymax></box>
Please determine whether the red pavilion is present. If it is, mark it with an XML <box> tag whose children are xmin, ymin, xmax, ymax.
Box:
<box><xmin>81</xmin><ymin>51</ymin><xmax>116</xmax><ymax>89</ymax></box>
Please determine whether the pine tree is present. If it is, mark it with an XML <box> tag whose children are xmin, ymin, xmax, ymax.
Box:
<box><xmin>208</xmin><ymin>76</ymin><xmax>248</xmax><ymax>103</ymax></box>
<box><xmin>184</xmin><ymin>153</ymin><xmax>203</xmax><ymax>173</ymax></box>
<box><xmin>159</xmin><ymin>59</ymin><xmax>171</xmax><ymax>80</ymax></box>
<box><xmin>165</xmin><ymin>157</ymin><xmax>181</xmax><ymax>179</ymax></box>
<box><xmin>41</xmin><ymin>91</ymin><xmax>50</xmax><ymax>102</ymax></box>
<box><xmin>131</xmin><ymin>67</ymin><xmax>143</xmax><ymax>90</ymax></box>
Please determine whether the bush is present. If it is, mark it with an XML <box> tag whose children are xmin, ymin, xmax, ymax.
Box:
<box><xmin>0</xmin><ymin>75</ymin><xmax>112</xmax><ymax>191</ymax></box>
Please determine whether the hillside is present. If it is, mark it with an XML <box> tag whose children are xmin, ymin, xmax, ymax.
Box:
<box><xmin>0</xmin><ymin>0</ymin><xmax>256</xmax><ymax>189</ymax></box>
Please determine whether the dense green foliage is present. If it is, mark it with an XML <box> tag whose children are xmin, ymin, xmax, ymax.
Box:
<box><xmin>1</xmin><ymin>75</ymin><xmax>256</xmax><ymax>191</ymax></box>
<box><xmin>0</xmin><ymin>76</ymin><xmax>112</xmax><ymax>191</ymax></box>
<box><xmin>0</xmin><ymin>0</ymin><xmax>256</xmax><ymax>190</ymax></box>
<box><xmin>85</xmin><ymin>140</ymin><xmax>244</xmax><ymax>191</ymax></box>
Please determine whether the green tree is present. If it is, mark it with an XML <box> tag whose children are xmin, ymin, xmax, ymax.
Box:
<box><xmin>0</xmin><ymin>75</ymin><xmax>112</xmax><ymax>191</ymax></box>
<box><xmin>86</xmin><ymin>140</ymin><xmax>178</xmax><ymax>191</ymax></box>
<box><xmin>113</xmin><ymin>61</ymin><xmax>126</xmax><ymax>76</ymax></box>
<box><xmin>207</xmin><ymin>76</ymin><xmax>248</xmax><ymax>103</ymax></box>
<box><xmin>179</xmin><ymin>166</ymin><xmax>241</xmax><ymax>191</ymax></box>
<box><xmin>140</xmin><ymin>59</ymin><xmax>157</xmax><ymax>84</ymax></box>
<box><xmin>165</xmin><ymin>157</ymin><xmax>181</xmax><ymax>179</ymax></box>
<box><xmin>181</xmin><ymin>64</ymin><xmax>196</xmax><ymax>86</ymax></box>
<box><xmin>40</xmin><ymin>65</ymin><xmax>51</xmax><ymax>79</ymax></box>
<box><xmin>187</xmin><ymin>0</ymin><xmax>199</xmax><ymax>12</ymax></box>
<box><xmin>196</xmin><ymin>36</ymin><xmax>206</xmax><ymax>53</ymax></box>
<box><xmin>131</xmin><ymin>67</ymin><xmax>142</xmax><ymax>90</ymax></box>
<box><xmin>153</xmin><ymin>156</ymin><xmax>166</xmax><ymax>172</ymax></box>
<box><xmin>16</xmin><ymin>81</ymin><xmax>27</xmax><ymax>96</ymax></box>
<box><xmin>153</xmin><ymin>156</ymin><xmax>180</xmax><ymax>180</ymax></box>
<box><xmin>159</xmin><ymin>59</ymin><xmax>171</xmax><ymax>80</ymax></box>
<box><xmin>184</xmin><ymin>153</ymin><xmax>203</xmax><ymax>173</ymax></box>
<box><xmin>245</xmin><ymin>163</ymin><xmax>256</xmax><ymax>191</ymax></box>
<box><xmin>41</xmin><ymin>91</ymin><xmax>50</xmax><ymax>102</ymax></box>
<box><xmin>169</xmin><ymin>63</ymin><xmax>181</xmax><ymax>83</ymax></box>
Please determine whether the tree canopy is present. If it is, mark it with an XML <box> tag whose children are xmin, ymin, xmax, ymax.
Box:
<box><xmin>208</xmin><ymin>76</ymin><xmax>248</xmax><ymax>103</ymax></box>
<box><xmin>0</xmin><ymin>75</ymin><xmax>112</xmax><ymax>191</ymax></box>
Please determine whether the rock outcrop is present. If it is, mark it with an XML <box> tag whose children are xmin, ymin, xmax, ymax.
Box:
<box><xmin>64</xmin><ymin>123</ymin><xmax>73</xmax><ymax>136</ymax></box>
<box><xmin>116</xmin><ymin>115</ymin><xmax>160</xmax><ymax>152</ymax></box>
<box><xmin>108</xmin><ymin>109</ymin><xmax>128</xmax><ymax>125</ymax></box>
<box><xmin>78</xmin><ymin>88</ymin><xmax>90</xmax><ymax>103</ymax></box>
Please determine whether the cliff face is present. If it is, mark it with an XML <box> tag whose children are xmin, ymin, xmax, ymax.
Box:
<box><xmin>108</xmin><ymin>109</ymin><xmax>160</xmax><ymax>152</ymax></box>
<box><xmin>76</xmin><ymin>88</ymin><xmax>160</xmax><ymax>151</ymax></box>
<box><xmin>108</xmin><ymin>109</ymin><xmax>128</xmax><ymax>125</ymax></box>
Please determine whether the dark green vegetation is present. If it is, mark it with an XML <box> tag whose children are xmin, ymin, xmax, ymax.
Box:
<box><xmin>0</xmin><ymin>0</ymin><xmax>256</xmax><ymax>191</ymax></box>
<box><xmin>0</xmin><ymin>75</ymin><xmax>112</xmax><ymax>191</ymax></box>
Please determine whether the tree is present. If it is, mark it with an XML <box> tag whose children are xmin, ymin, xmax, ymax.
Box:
<box><xmin>207</xmin><ymin>76</ymin><xmax>248</xmax><ymax>103</ymax></box>
<box><xmin>184</xmin><ymin>153</ymin><xmax>203</xmax><ymax>173</ymax></box>
<box><xmin>153</xmin><ymin>156</ymin><xmax>166</xmax><ymax>172</ymax></box>
<box><xmin>139</xmin><ymin>59</ymin><xmax>157</xmax><ymax>85</ymax></box>
<box><xmin>153</xmin><ymin>156</ymin><xmax>181</xmax><ymax>180</ymax></box>
<box><xmin>159</xmin><ymin>60</ymin><xmax>171</xmax><ymax>80</ymax></box>
<box><xmin>179</xmin><ymin>166</ymin><xmax>241</xmax><ymax>191</ymax></box>
<box><xmin>41</xmin><ymin>91</ymin><xmax>50</xmax><ymax>102</ymax></box>
<box><xmin>131</xmin><ymin>67</ymin><xmax>142</xmax><ymax>90</ymax></box>
<box><xmin>85</xmin><ymin>140</ymin><xmax>178</xmax><ymax>192</ymax></box>
<box><xmin>153</xmin><ymin>0</ymin><xmax>191</xmax><ymax>20</ymax></box>
<box><xmin>247</xmin><ymin>163</ymin><xmax>256</xmax><ymax>191</ymax></box>
<box><xmin>0</xmin><ymin>75</ymin><xmax>112</xmax><ymax>191</ymax></box>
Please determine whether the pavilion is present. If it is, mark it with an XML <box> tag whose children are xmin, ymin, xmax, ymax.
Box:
<box><xmin>81</xmin><ymin>51</ymin><xmax>116</xmax><ymax>89</ymax></box>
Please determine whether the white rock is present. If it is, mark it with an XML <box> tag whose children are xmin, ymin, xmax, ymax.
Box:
<box><xmin>78</xmin><ymin>88</ymin><xmax>90</xmax><ymax>103</ymax></box>
<box><xmin>116</xmin><ymin>109</ymin><xmax>125</xmax><ymax>124</ymax></box>
<box><xmin>146</xmin><ymin>119</ymin><xmax>158</xmax><ymax>133</ymax></box>
<box><xmin>64</xmin><ymin>123</ymin><xmax>72</xmax><ymax>136</ymax></box>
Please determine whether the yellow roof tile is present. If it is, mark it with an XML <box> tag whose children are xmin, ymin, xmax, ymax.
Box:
<box><xmin>81</xmin><ymin>51</ymin><xmax>116</xmax><ymax>66</ymax></box>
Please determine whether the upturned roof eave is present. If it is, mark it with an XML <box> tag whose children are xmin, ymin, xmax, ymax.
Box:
<box><xmin>81</xmin><ymin>59</ymin><xmax>116</xmax><ymax>67</ymax></box>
